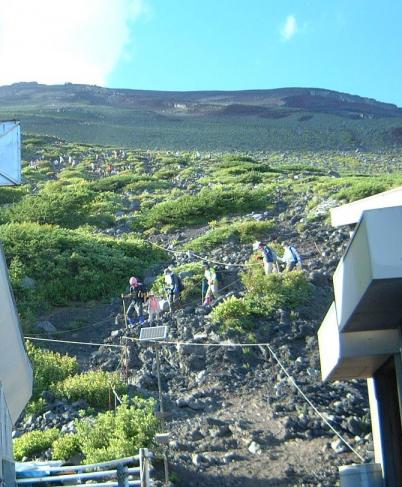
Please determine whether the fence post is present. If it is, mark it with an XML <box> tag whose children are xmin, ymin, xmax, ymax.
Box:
<box><xmin>140</xmin><ymin>448</ymin><xmax>150</xmax><ymax>487</ymax></box>
<box><xmin>117</xmin><ymin>464</ymin><xmax>129</xmax><ymax>487</ymax></box>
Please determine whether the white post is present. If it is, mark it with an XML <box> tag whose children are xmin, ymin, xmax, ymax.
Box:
<box><xmin>143</xmin><ymin>448</ymin><xmax>150</xmax><ymax>487</ymax></box>
<box><xmin>139</xmin><ymin>448</ymin><xmax>150</xmax><ymax>487</ymax></box>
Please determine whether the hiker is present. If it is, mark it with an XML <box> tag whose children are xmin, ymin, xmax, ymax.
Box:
<box><xmin>146</xmin><ymin>292</ymin><xmax>161</xmax><ymax>323</ymax></box>
<box><xmin>123</xmin><ymin>276</ymin><xmax>147</xmax><ymax>325</ymax></box>
<box><xmin>164</xmin><ymin>267</ymin><xmax>182</xmax><ymax>307</ymax></box>
<box><xmin>280</xmin><ymin>243</ymin><xmax>302</xmax><ymax>272</ymax></box>
<box><xmin>203</xmin><ymin>263</ymin><xmax>219</xmax><ymax>305</ymax></box>
<box><xmin>254</xmin><ymin>241</ymin><xmax>280</xmax><ymax>274</ymax></box>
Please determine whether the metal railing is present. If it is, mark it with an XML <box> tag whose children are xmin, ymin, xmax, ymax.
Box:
<box><xmin>16</xmin><ymin>449</ymin><xmax>152</xmax><ymax>487</ymax></box>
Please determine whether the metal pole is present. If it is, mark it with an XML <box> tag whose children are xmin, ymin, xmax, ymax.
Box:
<box><xmin>155</xmin><ymin>346</ymin><xmax>169</xmax><ymax>485</ymax></box>
<box><xmin>139</xmin><ymin>448</ymin><xmax>145</xmax><ymax>487</ymax></box>
<box><xmin>155</xmin><ymin>346</ymin><xmax>164</xmax><ymax>414</ymax></box>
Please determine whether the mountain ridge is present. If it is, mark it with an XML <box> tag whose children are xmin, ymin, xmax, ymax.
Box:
<box><xmin>1</xmin><ymin>82</ymin><xmax>402</xmax><ymax>150</ymax></box>
<box><xmin>1</xmin><ymin>82</ymin><xmax>401</xmax><ymax>116</ymax></box>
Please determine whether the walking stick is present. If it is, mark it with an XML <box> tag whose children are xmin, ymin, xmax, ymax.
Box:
<box><xmin>121</xmin><ymin>294</ymin><xmax>128</xmax><ymax>329</ymax></box>
<box><xmin>201</xmin><ymin>279</ymin><xmax>206</xmax><ymax>305</ymax></box>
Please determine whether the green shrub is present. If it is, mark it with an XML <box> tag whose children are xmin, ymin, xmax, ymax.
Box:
<box><xmin>184</xmin><ymin>220</ymin><xmax>275</xmax><ymax>252</ymax></box>
<box><xmin>0</xmin><ymin>222</ymin><xmax>166</xmax><ymax>320</ymax></box>
<box><xmin>212</xmin><ymin>262</ymin><xmax>311</xmax><ymax>333</ymax></box>
<box><xmin>0</xmin><ymin>186</ymin><xmax>28</xmax><ymax>204</ymax></box>
<box><xmin>51</xmin><ymin>371</ymin><xmax>127</xmax><ymax>409</ymax></box>
<box><xmin>211</xmin><ymin>295</ymin><xmax>254</xmax><ymax>332</ymax></box>
<box><xmin>26</xmin><ymin>341</ymin><xmax>79</xmax><ymax>398</ymax></box>
<box><xmin>90</xmin><ymin>173</ymin><xmax>139</xmax><ymax>192</ymax></box>
<box><xmin>24</xmin><ymin>398</ymin><xmax>47</xmax><ymax>416</ymax></box>
<box><xmin>242</xmin><ymin>263</ymin><xmax>312</xmax><ymax>313</ymax></box>
<box><xmin>52</xmin><ymin>434</ymin><xmax>81</xmax><ymax>460</ymax></box>
<box><xmin>140</xmin><ymin>185</ymin><xmax>272</xmax><ymax>230</ymax></box>
<box><xmin>335</xmin><ymin>180</ymin><xmax>393</xmax><ymax>202</ymax></box>
<box><xmin>14</xmin><ymin>428</ymin><xmax>60</xmax><ymax>461</ymax></box>
<box><xmin>76</xmin><ymin>397</ymin><xmax>158</xmax><ymax>463</ymax></box>
<box><xmin>1</xmin><ymin>182</ymin><xmax>122</xmax><ymax>229</ymax></box>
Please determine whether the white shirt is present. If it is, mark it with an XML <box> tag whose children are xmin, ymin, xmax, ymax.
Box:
<box><xmin>282</xmin><ymin>246</ymin><xmax>301</xmax><ymax>264</ymax></box>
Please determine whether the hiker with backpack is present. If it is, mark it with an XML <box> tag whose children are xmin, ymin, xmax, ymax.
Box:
<box><xmin>254</xmin><ymin>241</ymin><xmax>280</xmax><ymax>274</ymax></box>
<box><xmin>280</xmin><ymin>243</ymin><xmax>302</xmax><ymax>272</ymax></box>
<box><xmin>164</xmin><ymin>267</ymin><xmax>183</xmax><ymax>308</ymax></box>
<box><xmin>123</xmin><ymin>276</ymin><xmax>147</xmax><ymax>325</ymax></box>
<box><xmin>203</xmin><ymin>263</ymin><xmax>219</xmax><ymax>305</ymax></box>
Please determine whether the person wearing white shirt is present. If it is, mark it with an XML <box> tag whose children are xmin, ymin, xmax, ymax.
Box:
<box><xmin>280</xmin><ymin>243</ymin><xmax>302</xmax><ymax>272</ymax></box>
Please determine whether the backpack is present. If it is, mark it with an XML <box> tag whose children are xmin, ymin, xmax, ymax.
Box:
<box><xmin>214</xmin><ymin>266</ymin><xmax>224</xmax><ymax>282</ymax></box>
<box><xmin>263</xmin><ymin>246</ymin><xmax>274</xmax><ymax>262</ymax></box>
<box><xmin>130</xmin><ymin>283</ymin><xmax>146</xmax><ymax>302</ymax></box>
<box><xmin>289</xmin><ymin>246</ymin><xmax>298</xmax><ymax>264</ymax></box>
<box><xmin>176</xmin><ymin>275</ymin><xmax>185</xmax><ymax>292</ymax></box>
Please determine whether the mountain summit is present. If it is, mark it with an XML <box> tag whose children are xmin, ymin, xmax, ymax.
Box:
<box><xmin>1</xmin><ymin>83</ymin><xmax>402</xmax><ymax>150</ymax></box>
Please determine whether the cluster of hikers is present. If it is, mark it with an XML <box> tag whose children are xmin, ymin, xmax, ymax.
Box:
<box><xmin>254</xmin><ymin>241</ymin><xmax>302</xmax><ymax>274</ymax></box>
<box><xmin>121</xmin><ymin>241</ymin><xmax>302</xmax><ymax>326</ymax></box>
<box><xmin>121</xmin><ymin>267</ymin><xmax>185</xmax><ymax>326</ymax></box>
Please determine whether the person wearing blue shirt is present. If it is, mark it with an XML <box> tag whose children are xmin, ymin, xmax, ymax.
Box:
<box><xmin>255</xmin><ymin>241</ymin><xmax>280</xmax><ymax>274</ymax></box>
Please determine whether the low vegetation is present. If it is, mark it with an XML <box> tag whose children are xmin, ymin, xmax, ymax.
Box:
<box><xmin>14</xmin><ymin>428</ymin><xmax>60</xmax><ymax>461</ymax></box>
<box><xmin>51</xmin><ymin>371</ymin><xmax>127</xmax><ymax>410</ymax></box>
<box><xmin>26</xmin><ymin>341</ymin><xmax>79</xmax><ymax>398</ymax></box>
<box><xmin>15</xmin><ymin>397</ymin><xmax>157</xmax><ymax>463</ymax></box>
<box><xmin>211</xmin><ymin>258</ymin><xmax>312</xmax><ymax>333</ymax></box>
<box><xmin>1</xmin><ymin>222</ymin><xmax>165</xmax><ymax>322</ymax></box>
<box><xmin>76</xmin><ymin>397</ymin><xmax>158</xmax><ymax>463</ymax></box>
<box><xmin>140</xmin><ymin>185</ymin><xmax>273</xmax><ymax>230</ymax></box>
<box><xmin>184</xmin><ymin>219</ymin><xmax>275</xmax><ymax>252</ymax></box>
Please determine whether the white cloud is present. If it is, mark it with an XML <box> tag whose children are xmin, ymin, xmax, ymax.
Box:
<box><xmin>0</xmin><ymin>0</ymin><xmax>147</xmax><ymax>86</ymax></box>
<box><xmin>281</xmin><ymin>15</ymin><xmax>298</xmax><ymax>41</ymax></box>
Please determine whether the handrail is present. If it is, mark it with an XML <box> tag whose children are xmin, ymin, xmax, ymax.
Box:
<box><xmin>17</xmin><ymin>467</ymin><xmax>140</xmax><ymax>484</ymax></box>
<box><xmin>16</xmin><ymin>450</ymin><xmax>152</xmax><ymax>486</ymax></box>
<box><xmin>21</xmin><ymin>455</ymin><xmax>140</xmax><ymax>473</ymax></box>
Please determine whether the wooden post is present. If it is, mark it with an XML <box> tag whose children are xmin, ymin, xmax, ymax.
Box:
<box><xmin>139</xmin><ymin>448</ymin><xmax>150</xmax><ymax>487</ymax></box>
<box><xmin>143</xmin><ymin>448</ymin><xmax>150</xmax><ymax>487</ymax></box>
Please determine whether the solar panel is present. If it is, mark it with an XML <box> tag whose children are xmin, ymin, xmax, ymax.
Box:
<box><xmin>139</xmin><ymin>326</ymin><xmax>169</xmax><ymax>341</ymax></box>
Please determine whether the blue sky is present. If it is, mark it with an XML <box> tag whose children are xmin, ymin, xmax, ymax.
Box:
<box><xmin>1</xmin><ymin>0</ymin><xmax>401</xmax><ymax>106</ymax></box>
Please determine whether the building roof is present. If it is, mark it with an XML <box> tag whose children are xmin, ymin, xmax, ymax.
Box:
<box><xmin>330</xmin><ymin>186</ymin><xmax>402</xmax><ymax>227</ymax></box>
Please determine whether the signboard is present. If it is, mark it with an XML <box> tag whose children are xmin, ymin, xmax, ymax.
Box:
<box><xmin>0</xmin><ymin>121</ymin><xmax>21</xmax><ymax>186</ymax></box>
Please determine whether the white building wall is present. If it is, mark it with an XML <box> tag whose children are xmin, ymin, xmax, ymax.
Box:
<box><xmin>0</xmin><ymin>383</ymin><xmax>14</xmax><ymax>481</ymax></box>
<box><xmin>0</xmin><ymin>247</ymin><xmax>33</xmax><ymax>425</ymax></box>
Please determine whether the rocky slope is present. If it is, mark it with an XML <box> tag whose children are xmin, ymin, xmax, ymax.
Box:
<box><xmin>14</xmin><ymin>183</ymin><xmax>373</xmax><ymax>486</ymax></box>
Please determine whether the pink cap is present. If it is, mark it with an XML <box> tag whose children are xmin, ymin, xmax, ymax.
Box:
<box><xmin>129</xmin><ymin>276</ymin><xmax>138</xmax><ymax>286</ymax></box>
